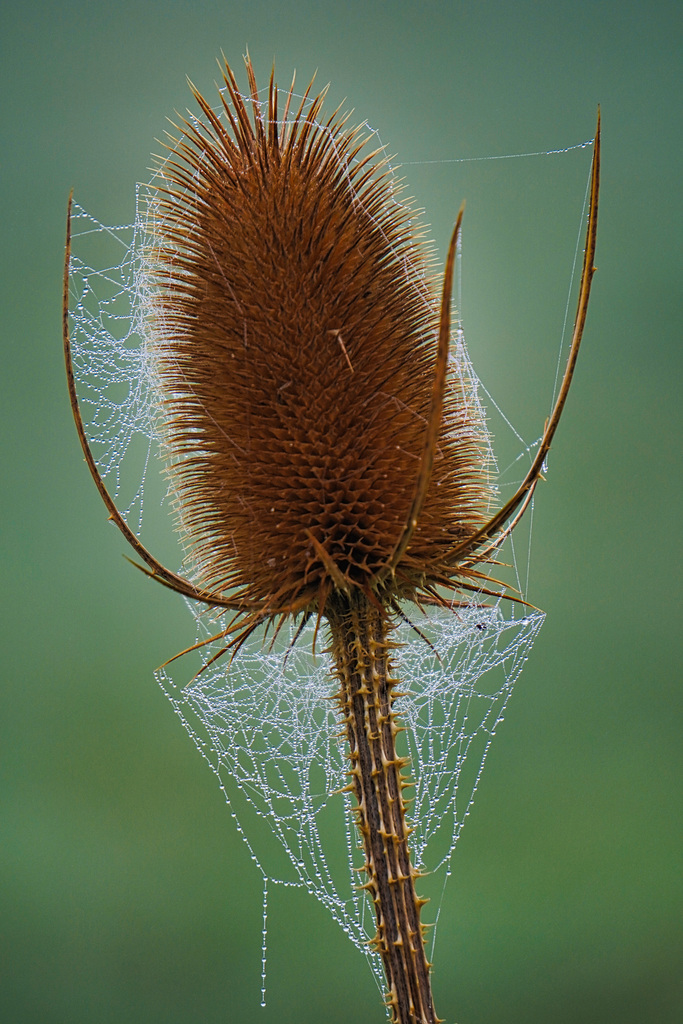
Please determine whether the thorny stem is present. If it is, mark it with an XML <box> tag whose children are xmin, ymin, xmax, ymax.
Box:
<box><xmin>328</xmin><ymin>591</ymin><xmax>439</xmax><ymax>1024</ymax></box>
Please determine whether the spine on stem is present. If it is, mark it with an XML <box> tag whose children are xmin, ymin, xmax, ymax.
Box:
<box><xmin>328</xmin><ymin>592</ymin><xmax>439</xmax><ymax>1024</ymax></box>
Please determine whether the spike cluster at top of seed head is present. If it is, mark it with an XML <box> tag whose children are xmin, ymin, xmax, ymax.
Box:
<box><xmin>151</xmin><ymin>58</ymin><xmax>489</xmax><ymax>616</ymax></box>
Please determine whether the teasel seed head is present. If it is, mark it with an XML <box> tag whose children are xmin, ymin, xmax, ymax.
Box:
<box><xmin>151</xmin><ymin>56</ymin><xmax>490</xmax><ymax>620</ymax></box>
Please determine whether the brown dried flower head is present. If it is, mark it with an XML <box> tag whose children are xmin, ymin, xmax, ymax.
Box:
<box><xmin>152</xmin><ymin>59</ymin><xmax>489</xmax><ymax>619</ymax></box>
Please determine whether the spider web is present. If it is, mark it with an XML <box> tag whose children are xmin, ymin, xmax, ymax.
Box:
<box><xmin>156</xmin><ymin>601</ymin><xmax>544</xmax><ymax>996</ymax></box>
<box><xmin>66</xmin><ymin>85</ymin><xmax>594</xmax><ymax>1003</ymax></box>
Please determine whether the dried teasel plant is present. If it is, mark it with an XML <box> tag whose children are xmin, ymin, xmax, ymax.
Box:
<box><xmin>63</xmin><ymin>56</ymin><xmax>600</xmax><ymax>1024</ymax></box>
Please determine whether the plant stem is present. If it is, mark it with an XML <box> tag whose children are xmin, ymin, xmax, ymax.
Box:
<box><xmin>328</xmin><ymin>591</ymin><xmax>439</xmax><ymax>1024</ymax></box>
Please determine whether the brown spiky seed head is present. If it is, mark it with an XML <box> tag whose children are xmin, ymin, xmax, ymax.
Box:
<box><xmin>151</xmin><ymin>57</ymin><xmax>489</xmax><ymax>616</ymax></box>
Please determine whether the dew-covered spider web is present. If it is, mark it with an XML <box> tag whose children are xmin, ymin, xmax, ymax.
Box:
<box><xmin>66</xmin><ymin>81</ymin><xmax>596</xmax><ymax>1004</ymax></box>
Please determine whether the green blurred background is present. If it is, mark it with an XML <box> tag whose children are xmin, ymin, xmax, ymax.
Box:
<box><xmin>2</xmin><ymin>1</ymin><xmax>681</xmax><ymax>1022</ymax></box>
